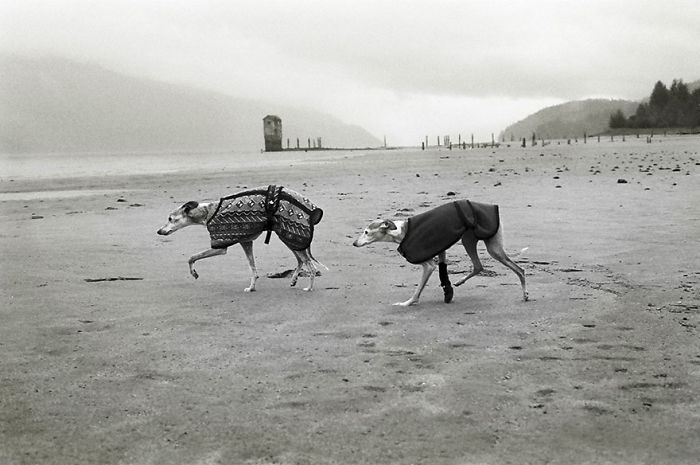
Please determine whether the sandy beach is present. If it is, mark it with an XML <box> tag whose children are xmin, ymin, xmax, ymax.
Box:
<box><xmin>1</xmin><ymin>137</ymin><xmax>699</xmax><ymax>464</ymax></box>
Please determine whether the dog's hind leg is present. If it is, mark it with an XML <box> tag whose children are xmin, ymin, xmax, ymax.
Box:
<box><xmin>395</xmin><ymin>259</ymin><xmax>436</xmax><ymax>306</ymax></box>
<box><xmin>454</xmin><ymin>231</ymin><xmax>483</xmax><ymax>287</ymax></box>
<box><xmin>303</xmin><ymin>251</ymin><xmax>318</xmax><ymax>292</ymax></box>
<box><xmin>307</xmin><ymin>247</ymin><xmax>328</xmax><ymax>271</ymax></box>
<box><xmin>484</xmin><ymin>228</ymin><xmax>528</xmax><ymax>301</ymax></box>
<box><xmin>289</xmin><ymin>251</ymin><xmax>304</xmax><ymax>288</ymax></box>
<box><xmin>239</xmin><ymin>241</ymin><xmax>258</xmax><ymax>292</ymax></box>
<box><xmin>291</xmin><ymin>249</ymin><xmax>317</xmax><ymax>291</ymax></box>
<box><xmin>188</xmin><ymin>248</ymin><xmax>227</xmax><ymax>279</ymax></box>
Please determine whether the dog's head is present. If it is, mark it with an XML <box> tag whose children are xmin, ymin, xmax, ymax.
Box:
<box><xmin>353</xmin><ymin>219</ymin><xmax>397</xmax><ymax>247</ymax></box>
<box><xmin>157</xmin><ymin>201</ymin><xmax>201</xmax><ymax>235</ymax></box>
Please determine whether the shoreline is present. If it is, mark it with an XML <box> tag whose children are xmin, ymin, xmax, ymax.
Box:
<box><xmin>2</xmin><ymin>133</ymin><xmax>697</xmax><ymax>187</ymax></box>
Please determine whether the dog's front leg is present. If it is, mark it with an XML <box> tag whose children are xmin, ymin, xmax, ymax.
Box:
<box><xmin>395</xmin><ymin>260</ymin><xmax>436</xmax><ymax>306</ymax></box>
<box><xmin>239</xmin><ymin>242</ymin><xmax>258</xmax><ymax>292</ymax></box>
<box><xmin>188</xmin><ymin>248</ymin><xmax>227</xmax><ymax>279</ymax></box>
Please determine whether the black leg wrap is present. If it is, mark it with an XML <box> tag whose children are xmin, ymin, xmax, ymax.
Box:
<box><xmin>439</xmin><ymin>263</ymin><xmax>453</xmax><ymax>303</ymax></box>
<box><xmin>438</xmin><ymin>263</ymin><xmax>450</xmax><ymax>286</ymax></box>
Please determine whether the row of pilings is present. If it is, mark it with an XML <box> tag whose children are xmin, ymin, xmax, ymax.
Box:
<box><xmin>420</xmin><ymin>130</ymin><xmax>667</xmax><ymax>150</ymax></box>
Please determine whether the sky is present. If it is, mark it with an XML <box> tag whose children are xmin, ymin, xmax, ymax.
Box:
<box><xmin>2</xmin><ymin>0</ymin><xmax>699</xmax><ymax>145</ymax></box>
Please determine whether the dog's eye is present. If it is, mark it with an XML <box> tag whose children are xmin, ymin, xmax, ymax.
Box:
<box><xmin>168</xmin><ymin>216</ymin><xmax>173</xmax><ymax>222</ymax></box>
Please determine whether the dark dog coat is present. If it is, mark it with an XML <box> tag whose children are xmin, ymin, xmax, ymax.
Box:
<box><xmin>207</xmin><ymin>185</ymin><xmax>323</xmax><ymax>250</ymax></box>
<box><xmin>397</xmin><ymin>200</ymin><xmax>500</xmax><ymax>264</ymax></box>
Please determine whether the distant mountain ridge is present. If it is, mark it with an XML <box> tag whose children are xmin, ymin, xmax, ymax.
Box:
<box><xmin>501</xmin><ymin>79</ymin><xmax>700</xmax><ymax>140</ymax></box>
<box><xmin>500</xmin><ymin>99</ymin><xmax>639</xmax><ymax>141</ymax></box>
<box><xmin>0</xmin><ymin>55</ymin><xmax>381</xmax><ymax>153</ymax></box>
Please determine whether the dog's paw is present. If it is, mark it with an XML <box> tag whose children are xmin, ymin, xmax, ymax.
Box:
<box><xmin>393</xmin><ymin>300</ymin><xmax>416</xmax><ymax>307</ymax></box>
<box><xmin>443</xmin><ymin>285</ymin><xmax>454</xmax><ymax>303</ymax></box>
<box><xmin>244</xmin><ymin>287</ymin><xmax>256</xmax><ymax>293</ymax></box>
<box><xmin>302</xmin><ymin>287</ymin><xmax>313</xmax><ymax>292</ymax></box>
<box><xmin>190</xmin><ymin>269</ymin><xmax>199</xmax><ymax>280</ymax></box>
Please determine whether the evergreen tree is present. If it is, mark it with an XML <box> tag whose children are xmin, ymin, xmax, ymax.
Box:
<box><xmin>632</xmin><ymin>103</ymin><xmax>650</xmax><ymax>128</ymax></box>
<box><xmin>669</xmin><ymin>79</ymin><xmax>690</xmax><ymax>102</ymax></box>
<box><xmin>610</xmin><ymin>79</ymin><xmax>699</xmax><ymax>129</ymax></box>
<box><xmin>688</xmin><ymin>88</ymin><xmax>700</xmax><ymax>127</ymax></box>
<box><xmin>609</xmin><ymin>109</ymin><xmax>626</xmax><ymax>128</ymax></box>
<box><xmin>649</xmin><ymin>81</ymin><xmax>670</xmax><ymax>109</ymax></box>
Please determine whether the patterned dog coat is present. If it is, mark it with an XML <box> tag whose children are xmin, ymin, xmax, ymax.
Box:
<box><xmin>397</xmin><ymin>200</ymin><xmax>500</xmax><ymax>264</ymax></box>
<box><xmin>207</xmin><ymin>185</ymin><xmax>323</xmax><ymax>250</ymax></box>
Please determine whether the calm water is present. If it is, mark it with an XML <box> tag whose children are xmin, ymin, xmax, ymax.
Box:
<box><xmin>0</xmin><ymin>149</ymin><xmax>375</xmax><ymax>201</ymax></box>
<box><xmin>0</xmin><ymin>149</ymin><xmax>367</xmax><ymax>182</ymax></box>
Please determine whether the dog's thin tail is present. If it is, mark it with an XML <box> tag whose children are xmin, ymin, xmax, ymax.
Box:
<box><xmin>308</xmin><ymin>248</ymin><xmax>329</xmax><ymax>271</ymax></box>
<box><xmin>511</xmin><ymin>247</ymin><xmax>529</xmax><ymax>257</ymax></box>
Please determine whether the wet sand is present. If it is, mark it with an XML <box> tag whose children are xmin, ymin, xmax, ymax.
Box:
<box><xmin>1</xmin><ymin>138</ymin><xmax>699</xmax><ymax>464</ymax></box>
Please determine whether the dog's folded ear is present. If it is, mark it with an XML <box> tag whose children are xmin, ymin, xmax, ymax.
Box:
<box><xmin>183</xmin><ymin>201</ymin><xmax>199</xmax><ymax>213</ymax></box>
<box><xmin>382</xmin><ymin>220</ymin><xmax>397</xmax><ymax>231</ymax></box>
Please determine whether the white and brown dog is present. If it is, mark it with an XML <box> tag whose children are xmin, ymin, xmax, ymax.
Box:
<box><xmin>353</xmin><ymin>200</ymin><xmax>528</xmax><ymax>306</ymax></box>
<box><xmin>158</xmin><ymin>185</ymin><xmax>324</xmax><ymax>292</ymax></box>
